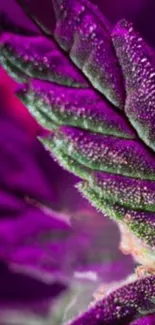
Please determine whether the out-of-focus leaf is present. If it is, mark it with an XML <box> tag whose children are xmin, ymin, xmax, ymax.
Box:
<box><xmin>0</xmin><ymin>204</ymin><xmax>73</xmax><ymax>279</ymax></box>
<box><xmin>50</xmin><ymin>125</ymin><xmax>155</xmax><ymax>180</ymax></box>
<box><xmin>0</xmin><ymin>115</ymin><xmax>55</xmax><ymax>207</ymax></box>
<box><xmin>0</xmin><ymin>261</ymin><xmax>66</xmax><ymax>304</ymax></box>
<box><xmin>16</xmin><ymin>78</ymin><xmax>134</xmax><ymax>138</ymax></box>
<box><xmin>12</xmin><ymin>0</ymin><xmax>126</xmax><ymax>108</ymax></box>
<box><xmin>130</xmin><ymin>313</ymin><xmax>155</xmax><ymax>324</ymax></box>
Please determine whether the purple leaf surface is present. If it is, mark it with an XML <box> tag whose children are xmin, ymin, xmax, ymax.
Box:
<box><xmin>52</xmin><ymin>0</ymin><xmax>126</xmax><ymax>109</ymax></box>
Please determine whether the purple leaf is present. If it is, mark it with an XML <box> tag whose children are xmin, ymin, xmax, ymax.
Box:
<box><xmin>0</xmin><ymin>114</ymin><xmax>55</xmax><ymax>206</ymax></box>
<box><xmin>0</xmin><ymin>32</ymin><xmax>88</xmax><ymax>87</ymax></box>
<box><xmin>1</xmin><ymin>9</ymin><xmax>154</xmax><ymax>278</ymax></box>
<box><xmin>68</xmin><ymin>275</ymin><xmax>155</xmax><ymax>325</ymax></box>
<box><xmin>112</xmin><ymin>19</ymin><xmax>155</xmax><ymax>152</ymax></box>
<box><xmin>51</xmin><ymin>125</ymin><xmax>155</xmax><ymax>180</ymax></box>
<box><xmin>52</xmin><ymin>0</ymin><xmax>125</xmax><ymax>108</ymax></box>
